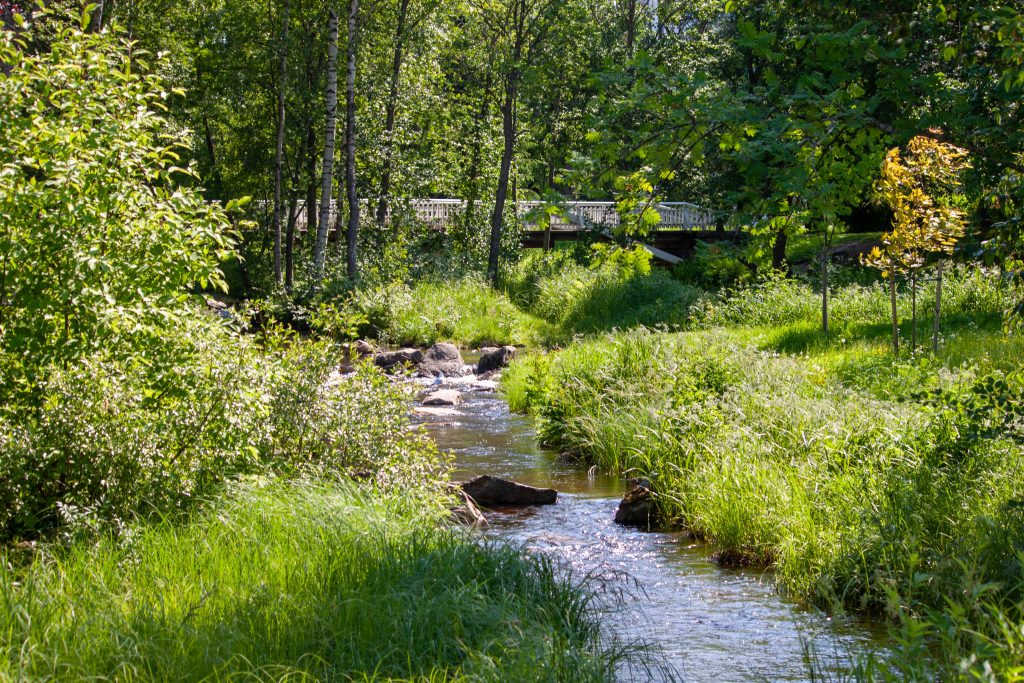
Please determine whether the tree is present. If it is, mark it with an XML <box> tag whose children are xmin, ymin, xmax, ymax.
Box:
<box><xmin>374</xmin><ymin>0</ymin><xmax>411</xmax><ymax>226</ymax></box>
<box><xmin>312</xmin><ymin>9</ymin><xmax>339</xmax><ymax>282</ymax></box>
<box><xmin>344</xmin><ymin>0</ymin><xmax>360</xmax><ymax>279</ymax></box>
<box><xmin>0</xmin><ymin>13</ymin><xmax>237</xmax><ymax>383</ymax></box>
<box><xmin>272</xmin><ymin>0</ymin><xmax>291</xmax><ymax>286</ymax></box>
<box><xmin>476</xmin><ymin>0</ymin><xmax>562</xmax><ymax>285</ymax></box>
<box><xmin>864</xmin><ymin>136</ymin><xmax>970</xmax><ymax>353</ymax></box>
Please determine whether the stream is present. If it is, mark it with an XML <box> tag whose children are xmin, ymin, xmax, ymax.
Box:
<box><xmin>415</xmin><ymin>383</ymin><xmax>888</xmax><ymax>682</ymax></box>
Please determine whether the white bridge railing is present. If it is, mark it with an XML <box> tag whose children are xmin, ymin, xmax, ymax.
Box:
<box><xmin>287</xmin><ymin>199</ymin><xmax>714</xmax><ymax>231</ymax></box>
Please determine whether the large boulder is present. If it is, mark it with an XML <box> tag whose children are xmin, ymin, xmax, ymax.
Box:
<box><xmin>422</xmin><ymin>389</ymin><xmax>462</xmax><ymax>406</ymax></box>
<box><xmin>614</xmin><ymin>478</ymin><xmax>660</xmax><ymax>529</ymax></box>
<box><xmin>418</xmin><ymin>342</ymin><xmax>468</xmax><ymax>377</ymax></box>
<box><xmin>460</xmin><ymin>475</ymin><xmax>557</xmax><ymax>506</ymax></box>
<box><xmin>374</xmin><ymin>348</ymin><xmax>423</xmax><ymax>372</ymax></box>
<box><xmin>477</xmin><ymin>345</ymin><xmax>517</xmax><ymax>374</ymax></box>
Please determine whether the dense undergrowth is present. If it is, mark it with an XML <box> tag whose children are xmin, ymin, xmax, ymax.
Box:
<box><xmin>0</xmin><ymin>25</ymin><xmax>632</xmax><ymax>683</ymax></box>
<box><xmin>502</xmin><ymin>267</ymin><xmax>1024</xmax><ymax>679</ymax></box>
<box><xmin>0</xmin><ymin>482</ymin><xmax>624</xmax><ymax>682</ymax></box>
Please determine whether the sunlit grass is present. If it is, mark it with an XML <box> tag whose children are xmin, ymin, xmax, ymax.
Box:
<box><xmin>0</xmin><ymin>481</ymin><xmax>628</xmax><ymax>682</ymax></box>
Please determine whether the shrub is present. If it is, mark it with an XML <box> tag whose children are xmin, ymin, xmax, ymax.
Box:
<box><xmin>0</xmin><ymin>312</ymin><xmax>448</xmax><ymax>541</ymax></box>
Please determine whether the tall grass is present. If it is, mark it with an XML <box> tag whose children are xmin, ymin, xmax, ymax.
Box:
<box><xmin>506</xmin><ymin>252</ymin><xmax>705</xmax><ymax>336</ymax></box>
<box><xmin>503</xmin><ymin>326</ymin><xmax>1024</xmax><ymax>678</ymax></box>
<box><xmin>0</xmin><ymin>481</ymin><xmax>629</xmax><ymax>682</ymax></box>
<box><xmin>349</xmin><ymin>277</ymin><xmax>553</xmax><ymax>347</ymax></box>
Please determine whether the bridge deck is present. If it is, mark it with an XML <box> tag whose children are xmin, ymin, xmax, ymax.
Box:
<box><xmin>289</xmin><ymin>198</ymin><xmax>716</xmax><ymax>231</ymax></box>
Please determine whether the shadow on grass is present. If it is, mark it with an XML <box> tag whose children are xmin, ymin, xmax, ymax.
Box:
<box><xmin>754</xmin><ymin>313</ymin><xmax>1005</xmax><ymax>356</ymax></box>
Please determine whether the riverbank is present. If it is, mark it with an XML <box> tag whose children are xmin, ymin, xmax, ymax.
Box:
<box><xmin>500</xmin><ymin>267</ymin><xmax>1024</xmax><ymax>678</ymax></box>
<box><xmin>420</xmin><ymin>386</ymin><xmax>887</xmax><ymax>681</ymax></box>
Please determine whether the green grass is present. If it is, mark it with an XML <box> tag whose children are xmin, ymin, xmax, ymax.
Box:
<box><xmin>786</xmin><ymin>231</ymin><xmax>883</xmax><ymax>264</ymax></box>
<box><xmin>0</xmin><ymin>481</ymin><xmax>629</xmax><ymax>682</ymax></box>
<box><xmin>501</xmin><ymin>266</ymin><xmax>1024</xmax><ymax>679</ymax></box>
<box><xmin>350</xmin><ymin>277</ymin><xmax>554</xmax><ymax>347</ymax></box>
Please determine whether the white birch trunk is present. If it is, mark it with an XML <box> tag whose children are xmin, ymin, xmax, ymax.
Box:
<box><xmin>312</xmin><ymin>10</ymin><xmax>340</xmax><ymax>281</ymax></box>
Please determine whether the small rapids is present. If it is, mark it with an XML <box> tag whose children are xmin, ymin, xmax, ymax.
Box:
<box><xmin>416</xmin><ymin>387</ymin><xmax>888</xmax><ymax>682</ymax></box>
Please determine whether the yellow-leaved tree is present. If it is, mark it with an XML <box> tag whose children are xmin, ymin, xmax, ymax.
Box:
<box><xmin>863</xmin><ymin>135</ymin><xmax>970</xmax><ymax>353</ymax></box>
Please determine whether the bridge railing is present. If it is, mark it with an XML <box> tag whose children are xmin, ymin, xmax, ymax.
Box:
<box><xmin>281</xmin><ymin>198</ymin><xmax>715</xmax><ymax>231</ymax></box>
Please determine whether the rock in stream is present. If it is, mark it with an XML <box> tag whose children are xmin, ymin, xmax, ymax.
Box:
<box><xmin>460</xmin><ymin>475</ymin><xmax>557</xmax><ymax>507</ymax></box>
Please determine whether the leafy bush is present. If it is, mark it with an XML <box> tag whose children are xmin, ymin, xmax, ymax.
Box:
<box><xmin>0</xmin><ymin>19</ymin><xmax>237</xmax><ymax>384</ymax></box>
<box><xmin>0</xmin><ymin>315</ymin><xmax>448</xmax><ymax>540</ymax></box>
<box><xmin>0</xmin><ymin>22</ymin><xmax>449</xmax><ymax>540</ymax></box>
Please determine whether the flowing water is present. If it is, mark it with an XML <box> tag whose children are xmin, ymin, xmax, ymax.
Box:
<box><xmin>416</xmin><ymin>384</ymin><xmax>888</xmax><ymax>682</ymax></box>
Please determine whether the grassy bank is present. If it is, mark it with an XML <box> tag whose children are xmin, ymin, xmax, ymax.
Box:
<box><xmin>503</xmin><ymin>269</ymin><xmax>1024</xmax><ymax>678</ymax></box>
<box><xmin>341</xmin><ymin>252</ymin><xmax>705</xmax><ymax>348</ymax></box>
<box><xmin>0</xmin><ymin>481</ymin><xmax>627</xmax><ymax>682</ymax></box>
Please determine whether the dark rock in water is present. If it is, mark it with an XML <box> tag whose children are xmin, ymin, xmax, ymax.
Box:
<box><xmin>614</xmin><ymin>478</ymin><xmax>659</xmax><ymax>528</ymax></box>
<box><xmin>477</xmin><ymin>345</ymin><xmax>517</xmax><ymax>374</ymax></box>
<box><xmin>353</xmin><ymin>339</ymin><xmax>376</xmax><ymax>357</ymax></box>
<box><xmin>422</xmin><ymin>389</ymin><xmax>463</xmax><ymax>406</ymax></box>
<box><xmin>374</xmin><ymin>348</ymin><xmax>423</xmax><ymax>371</ymax></box>
<box><xmin>449</xmin><ymin>488</ymin><xmax>488</xmax><ymax>526</ymax></box>
<box><xmin>460</xmin><ymin>475</ymin><xmax>557</xmax><ymax>506</ymax></box>
<box><xmin>418</xmin><ymin>342</ymin><xmax>468</xmax><ymax>377</ymax></box>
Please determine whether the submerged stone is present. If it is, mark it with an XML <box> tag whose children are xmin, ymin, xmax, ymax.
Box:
<box><xmin>422</xmin><ymin>389</ymin><xmax>463</xmax><ymax>406</ymax></box>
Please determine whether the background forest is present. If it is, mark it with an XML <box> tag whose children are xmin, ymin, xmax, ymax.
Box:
<box><xmin>8</xmin><ymin>0</ymin><xmax>1015</xmax><ymax>300</ymax></box>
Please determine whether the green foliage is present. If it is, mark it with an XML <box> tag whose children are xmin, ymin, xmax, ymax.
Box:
<box><xmin>506</xmin><ymin>251</ymin><xmax>704</xmax><ymax>336</ymax></box>
<box><xmin>308</xmin><ymin>299</ymin><xmax>368</xmax><ymax>342</ymax></box>
<box><xmin>344</xmin><ymin>277</ymin><xmax>550</xmax><ymax>347</ymax></box>
<box><xmin>0</xmin><ymin>19</ymin><xmax>238</xmax><ymax>383</ymax></box>
<box><xmin>0</xmin><ymin>317</ymin><xmax>448</xmax><ymax>540</ymax></box>
<box><xmin>672</xmin><ymin>241</ymin><xmax>750</xmax><ymax>289</ymax></box>
<box><xmin>0</xmin><ymin>482</ymin><xmax>627</xmax><ymax>681</ymax></box>
<box><xmin>693</xmin><ymin>266</ymin><xmax>1011</xmax><ymax>335</ymax></box>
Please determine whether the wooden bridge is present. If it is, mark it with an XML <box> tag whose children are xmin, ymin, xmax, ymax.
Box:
<box><xmin>292</xmin><ymin>198</ymin><xmax>733</xmax><ymax>263</ymax></box>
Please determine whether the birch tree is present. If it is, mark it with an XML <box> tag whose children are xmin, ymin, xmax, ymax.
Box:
<box><xmin>272</xmin><ymin>0</ymin><xmax>290</xmax><ymax>285</ymax></box>
<box><xmin>344</xmin><ymin>0</ymin><xmax>360</xmax><ymax>278</ymax></box>
<box><xmin>312</xmin><ymin>9</ymin><xmax>340</xmax><ymax>282</ymax></box>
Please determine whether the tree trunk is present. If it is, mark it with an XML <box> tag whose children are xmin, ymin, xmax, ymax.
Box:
<box><xmin>820</xmin><ymin>242</ymin><xmax>829</xmax><ymax>337</ymax></box>
<box><xmin>88</xmin><ymin>0</ymin><xmax>105</xmax><ymax>32</ymax></box>
<box><xmin>911</xmin><ymin>270</ymin><xmax>918</xmax><ymax>350</ymax></box>
<box><xmin>488</xmin><ymin>79</ymin><xmax>516</xmax><ymax>285</ymax></box>
<box><xmin>345</xmin><ymin>0</ymin><xmax>360</xmax><ymax>279</ymax></box>
<box><xmin>272</xmin><ymin>0</ymin><xmax>290</xmax><ymax>286</ymax></box>
<box><xmin>890</xmin><ymin>274</ymin><xmax>899</xmax><ymax>355</ymax></box>
<box><xmin>312</xmin><ymin>10</ymin><xmax>339</xmax><ymax>281</ymax></box>
<box><xmin>285</xmin><ymin>192</ymin><xmax>299</xmax><ymax>291</ymax></box>
<box><xmin>625</xmin><ymin>0</ymin><xmax>636</xmax><ymax>55</ymax></box>
<box><xmin>286</xmin><ymin>121</ymin><xmax>309</xmax><ymax>292</ymax></box>
<box><xmin>305</xmin><ymin>125</ymin><xmax>318</xmax><ymax>243</ymax></box>
<box><xmin>771</xmin><ymin>228</ymin><xmax>788</xmax><ymax>271</ymax></box>
<box><xmin>932</xmin><ymin>259</ymin><xmax>943</xmax><ymax>353</ymax></box>
<box><xmin>465</xmin><ymin>71</ymin><xmax>493</xmax><ymax>223</ymax></box>
<box><xmin>375</xmin><ymin>0</ymin><xmax>410</xmax><ymax>225</ymax></box>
